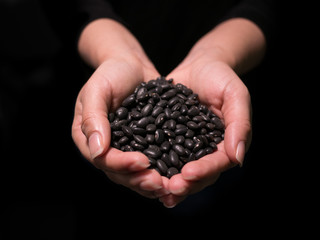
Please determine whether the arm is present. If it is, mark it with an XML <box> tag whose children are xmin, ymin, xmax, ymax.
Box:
<box><xmin>72</xmin><ymin>19</ymin><xmax>168</xmax><ymax>199</ymax></box>
<box><xmin>161</xmin><ymin>18</ymin><xmax>266</xmax><ymax>207</ymax></box>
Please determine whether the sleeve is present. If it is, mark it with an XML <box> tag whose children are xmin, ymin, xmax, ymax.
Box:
<box><xmin>75</xmin><ymin>0</ymin><xmax>123</xmax><ymax>38</ymax></box>
<box><xmin>222</xmin><ymin>0</ymin><xmax>276</xmax><ymax>47</ymax></box>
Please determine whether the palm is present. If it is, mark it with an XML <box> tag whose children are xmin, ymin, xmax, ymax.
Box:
<box><xmin>161</xmin><ymin>60</ymin><xmax>250</xmax><ymax>202</ymax></box>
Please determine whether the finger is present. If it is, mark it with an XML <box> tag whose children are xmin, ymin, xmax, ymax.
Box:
<box><xmin>159</xmin><ymin>193</ymin><xmax>187</xmax><ymax>208</ymax></box>
<box><xmin>105</xmin><ymin>169</ymin><xmax>164</xmax><ymax>198</ymax></box>
<box><xmin>169</xmin><ymin>148</ymin><xmax>234</xmax><ymax>195</ymax></box>
<box><xmin>222</xmin><ymin>80</ymin><xmax>252</xmax><ymax>166</ymax></box>
<box><xmin>95</xmin><ymin>148</ymin><xmax>150</xmax><ymax>173</ymax></box>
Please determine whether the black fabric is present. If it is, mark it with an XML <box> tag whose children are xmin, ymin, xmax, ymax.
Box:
<box><xmin>75</xmin><ymin>0</ymin><xmax>276</xmax><ymax>74</ymax></box>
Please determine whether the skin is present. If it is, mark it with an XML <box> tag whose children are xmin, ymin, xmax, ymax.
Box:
<box><xmin>72</xmin><ymin>17</ymin><xmax>265</xmax><ymax>207</ymax></box>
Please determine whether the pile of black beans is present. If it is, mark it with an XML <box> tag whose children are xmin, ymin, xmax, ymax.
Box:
<box><xmin>108</xmin><ymin>77</ymin><xmax>225</xmax><ymax>178</ymax></box>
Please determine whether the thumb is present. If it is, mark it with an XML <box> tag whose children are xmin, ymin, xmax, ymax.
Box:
<box><xmin>223</xmin><ymin>84</ymin><xmax>252</xmax><ymax>166</ymax></box>
<box><xmin>78</xmin><ymin>79</ymin><xmax>111</xmax><ymax>160</ymax></box>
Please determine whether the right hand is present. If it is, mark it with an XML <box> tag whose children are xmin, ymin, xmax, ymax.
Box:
<box><xmin>71</xmin><ymin>57</ymin><xmax>169</xmax><ymax>198</ymax></box>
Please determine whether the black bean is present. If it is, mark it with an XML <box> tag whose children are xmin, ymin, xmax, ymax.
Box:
<box><xmin>193</xmin><ymin>141</ymin><xmax>203</xmax><ymax>153</ymax></box>
<box><xmin>133</xmin><ymin>135</ymin><xmax>147</xmax><ymax>146</ymax></box>
<box><xmin>156</xmin><ymin>160</ymin><xmax>168</xmax><ymax>175</ymax></box>
<box><xmin>172</xmin><ymin>144</ymin><xmax>186</xmax><ymax>156</ymax></box>
<box><xmin>136</xmin><ymin>117</ymin><xmax>149</xmax><ymax>128</ymax></box>
<box><xmin>175</xmin><ymin>135</ymin><xmax>185</xmax><ymax>145</ymax></box>
<box><xmin>155</xmin><ymin>129</ymin><xmax>165</xmax><ymax>144</ymax></box>
<box><xmin>169</xmin><ymin>150</ymin><xmax>179</xmax><ymax>167</ymax></box>
<box><xmin>155</xmin><ymin>113</ymin><xmax>166</xmax><ymax>126</ymax></box>
<box><xmin>161</xmin><ymin>89</ymin><xmax>177</xmax><ymax>99</ymax></box>
<box><xmin>145</xmin><ymin>134</ymin><xmax>155</xmax><ymax>144</ymax></box>
<box><xmin>184</xmin><ymin>138</ymin><xmax>195</xmax><ymax>149</ymax></box>
<box><xmin>109</xmin><ymin>77</ymin><xmax>225</xmax><ymax>178</ymax></box>
<box><xmin>118</xmin><ymin>136</ymin><xmax>129</xmax><ymax>145</ymax></box>
<box><xmin>132</xmin><ymin>127</ymin><xmax>146</xmax><ymax>136</ymax></box>
<box><xmin>143</xmin><ymin>145</ymin><xmax>162</xmax><ymax>159</ymax></box>
<box><xmin>136</xmin><ymin>87</ymin><xmax>148</xmax><ymax>101</ymax></box>
<box><xmin>115</xmin><ymin>107</ymin><xmax>128</xmax><ymax>119</ymax></box>
<box><xmin>211</xmin><ymin>117</ymin><xmax>224</xmax><ymax>130</ymax></box>
<box><xmin>195</xmin><ymin>149</ymin><xmax>206</xmax><ymax>160</ymax></box>
<box><xmin>167</xmin><ymin>167</ymin><xmax>179</xmax><ymax>178</ymax></box>
<box><xmin>122</xmin><ymin>94</ymin><xmax>136</xmax><ymax>107</ymax></box>
<box><xmin>188</xmin><ymin>106</ymin><xmax>200</xmax><ymax>116</ymax></box>
<box><xmin>187</xmin><ymin>121</ymin><xmax>199</xmax><ymax>130</ymax></box>
<box><xmin>141</xmin><ymin>103</ymin><xmax>153</xmax><ymax>116</ymax></box>
<box><xmin>174</xmin><ymin>126</ymin><xmax>188</xmax><ymax>135</ymax></box>
<box><xmin>152</xmin><ymin>106</ymin><xmax>163</xmax><ymax>117</ymax></box>
<box><xmin>160</xmin><ymin>141</ymin><xmax>171</xmax><ymax>152</ymax></box>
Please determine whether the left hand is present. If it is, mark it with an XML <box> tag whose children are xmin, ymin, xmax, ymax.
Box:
<box><xmin>159</xmin><ymin>56</ymin><xmax>252</xmax><ymax>207</ymax></box>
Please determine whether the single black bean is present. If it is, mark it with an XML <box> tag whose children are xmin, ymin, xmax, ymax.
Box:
<box><xmin>211</xmin><ymin>117</ymin><xmax>224</xmax><ymax>130</ymax></box>
<box><xmin>136</xmin><ymin>117</ymin><xmax>149</xmax><ymax>128</ymax></box>
<box><xmin>132</xmin><ymin>127</ymin><xmax>146</xmax><ymax>136</ymax></box>
<box><xmin>188</xmin><ymin>106</ymin><xmax>200</xmax><ymax>116</ymax></box>
<box><xmin>184</xmin><ymin>138</ymin><xmax>195</xmax><ymax>149</ymax></box>
<box><xmin>155</xmin><ymin>129</ymin><xmax>165</xmax><ymax>144</ymax></box>
<box><xmin>161</xmin><ymin>89</ymin><xmax>177</xmax><ymax>99</ymax></box>
<box><xmin>171</xmin><ymin>111</ymin><xmax>181</xmax><ymax>119</ymax></box>
<box><xmin>133</xmin><ymin>135</ymin><xmax>148</xmax><ymax>146</ymax></box>
<box><xmin>185</xmin><ymin>129</ymin><xmax>195</xmax><ymax>138</ymax></box>
<box><xmin>164</xmin><ymin>108</ymin><xmax>172</xmax><ymax>118</ymax></box>
<box><xmin>122</xmin><ymin>94</ymin><xmax>136</xmax><ymax>107</ymax></box>
<box><xmin>175</xmin><ymin>135</ymin><xmax>185</xmax><ymax>145</ymax></box>
<box><xmin>115</xmin><ymin>107</ymin><xmax>128</xmax><ymax>119</ymax></box>
<box><xmin>155</xmin><ymin>113</ymin><xmax>166</xmax><ymax>126</ymax></box>
<box><xmin>112</xmin><ymin>131</ymin><xmax>124</xmax><ymax>138</ymax></box>
<box><xmin>206</xmin><ymin>122</ymin><xmax>216</xmax><ymax>131</ymax></box>
<box><xmin>174</xmin><ymin>126</ymin><xmax>188</xmax><ymax>135</ymax></box>
<box><xmin>193</xmin><ymin>141</ymin><xmax>203</xmax><ymax>153</ymax></box>
<box><xmin>118</xmin><ymin>136</ymin><xmax>129</xmax><ymax>145</ymax></box>
<box><xmin>168</xmin><ymin>96</ymin><xmax>180</xmax><ymax>107</ymax></box>
<box><xmin>145</xmin><ymin>134</ymin><xmax>155</xmax><ymax>144</ymax></box>
<box><xmin>136</xmin><ymin>87</ymin><xmax>148</xmax><ymax>101</ymax></box>
<box><xmin>130</xmin><ymin>110</ymin><xmax>143</xmax><ymax>119</ymax></box>
<box><xmin>141</xmin><ymin>103</ymin><xmax>153</xmax><ymax>116</ymax></box>
<box><xmin>213</xmin><ymin>137</ymin><xmax>222</xmax><ymax>144</ymax></box>
<box><xmin>160</xmin><ymin>141</ymin><xmax>171</xmax><ymax>152</ymax></box>
<box><xmin>161</xmin><ymin>153</ymin><xmax>171</xmax><ymax>167</ymax></box>
<box><xmin>187</xmin><ymin>121</ymin><xmax>199</xmax><ymax>130</ymax></box>
<box><xmin>205</xmin><ymin>147</ymin><xmax>214</xmax><ymax>154</ymax></box>
<box><xmin>146</xmin><ymin>124</ymin><xmax>156</xmax><ymax>133</ymax></box>
<box><xmin>156</xmin><ymin>160</ymin><xmax>168</xmax><ymax>175</ymax></box>
<box><xmin>195</xmin><ymin>149</ymin><xmax>206</xmax><ymax>160</ymax></box>
<box><xmin>171</xmin><ymin>103</ymin><xmax>182</xmax><ymax>111</ymax></box>
<box><xmin>167</xmin><ymin>119</ymin><xmax>176</xmax><ymax>130</ymax></box>
<box><xmin>163</xmin><ymin>129</ymin><xmax>175</xmax><ymax>138</ymax></box>
<box><xmin>108</xmin><ymin>112</ymin><xmax>115</xmax><ymax>122</ymax></box>
<box><xmin>130</xmin><ymin>141</ymin><xmax>145</xmax><ymax>151</ymax></box>
<box><xmin>152</xmin><ymin>106</ymin><xmax>163</xmax><ymax>117</ymax></box>
<box><xmin>167</xmin><ymin>167</ymin><xmax>179</xmax><ymax>178</ymax></box>
<box><xmin>209</xmin><ymin>142</ymin><xmax>218</xmax><ymax>151</ymax></box>
<box><xmin>143</xmin><ymin>145</ymin><xmax>162</xmax><ymax>158</ymax></box>
<box><xmin>180</xmin><ymin>104</ymin><xmax>188</xmax><ymax>115</ymax></box>
<box><xmin>156</xmin><ymin>99</ymin><xmax>167</xmax><ymax>107</ymax></box>
<box><xmin>169</xmin><ymin>150</ymin><xmax>179</xmax><ymax>167</ymax></box>
<box><xmin>172</xmin><ymin>144</ymin><xmax>186</xmax><ymax>156</ymax></box>
<box><xmin>187</xmin><ymin>153</ymin><xmax>196</xmax><ymax>162</ymax></box>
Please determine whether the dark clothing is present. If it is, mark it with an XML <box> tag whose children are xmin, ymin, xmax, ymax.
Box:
<box><xmin>75</xmin><ymin>0</ymin><xmax>276</xmax><ymax>74</ymax></box>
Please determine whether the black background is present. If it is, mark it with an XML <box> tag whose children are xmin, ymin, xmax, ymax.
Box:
<box><xmin>1</xmin><ymin>0</ymin><xmax>313</xmax><ymax>238</ymax></box>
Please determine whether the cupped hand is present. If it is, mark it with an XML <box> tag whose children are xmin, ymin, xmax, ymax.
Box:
<box><xmin>159</xmin><ymin>58</ymin><xmax>252</xmax><ymax>207</ymax></box>
<box><xmin>72</xmin><ymin>57</ymin><xmax>170</xmax><ymax>198</ymax></box>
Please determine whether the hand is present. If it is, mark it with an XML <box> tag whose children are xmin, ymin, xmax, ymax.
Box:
<box><xmin>159</xmin><ymin>57</ymin><xmax>252</xmax><ymax>207</ymax></box>
<box><xmin>72</xmin><ymin>57</ymin><xmax>170</xmax><ymax>198</ymax></box>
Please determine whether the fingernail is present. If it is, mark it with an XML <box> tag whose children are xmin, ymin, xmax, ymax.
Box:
<box><xmin>88</xmin><ymin>132</ymin><xmax>103</xmax><ymax>159</ymax></box>
<box><xmin>140</xmin><ymin>180</ymin><xmax>162</xmax><ymax>191</ymax></box>
<box><xmin>236</xmin><ymin>141</ymin><xmax>245</xmax><ymax>166</ymax></box>
<box><xmin>129</xmin><ymin>161</ymin><xmax>150</xmax><ymax>171</ymax></box>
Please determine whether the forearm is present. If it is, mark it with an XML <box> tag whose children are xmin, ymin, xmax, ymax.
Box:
<box><xmin>78</xmin><ymin>18</ymin><xmax>153</xmax><ymax>69</ymax></box>
<box><xmin>181</xmin><ymin>18</ymin><xmax>266</xmax><ymax>75</ymax></box>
